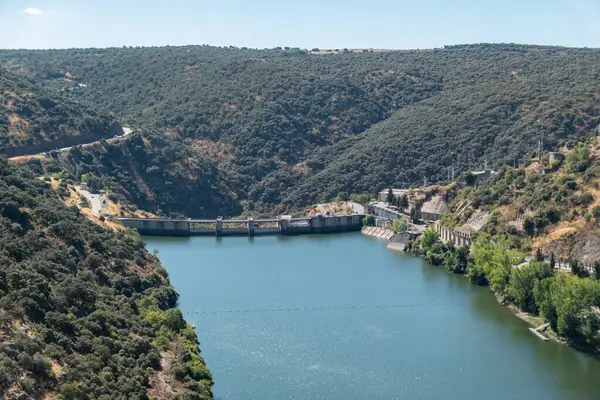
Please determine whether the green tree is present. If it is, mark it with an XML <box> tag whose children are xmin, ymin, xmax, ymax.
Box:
<box><xmin>565</xmin><ymin>144</ymin><xmax>592</xmax><ymax>173</ymax></box>
<box><xmin>336</xmin><ymin>191</ymin><xmax>349</xmax><ymax>201</ymax></box>
<box><xmin>59</xmin><ymin>383</ymin><xmax>80</xmax><ymax>400</ymax></box>
<box><xmin>422</xmin><ymin>227</ymin><xmax>439</xmax><ymax>248</ymax></box>
<box><xmin>535</xmin><ymin>248</ymin><xmax>544</xmax><ymax>262</ymax></box>
<box><xmin>523</xmin><ymin>217</ymin><xmax>535</xmax><ymax>237</ymax></box>
<box><xmin>471</xmin><ymin>234</ymin><xmax>523</xmax><ymax>297</ymax></box>
<box><xmin>592</xmin><ymin>206</ymin><xmax>600</xmax><ymax>222</ymax></box>
<box><xmin>570</xmin><ymin>260</ymin><xmax>581</xmax><ymax>277</ymax></box>
<box><xmin>362</xmin><ymin>214</ymin><xmax>376</xmax><ymax>227</ymax></box>
<box><xmin>392</xmin><ymin>216</ymin><xmax>408</xmax><ymax>232</ymax></box>
<box><xmin>552</xmin><ymin>275</ymin><xmax>600</xmax><ymax>337</ymax></box>
<box><xmin>410</xmin><ymin>206</ymin><xmax>421</xmax><ymax>223</ymax></box>
<box><xmin>510</xmin><ymin>261</ymin><xmax>553</xmax><ymax>313</ymax></box>
<box><xmin>400</xmin><ymin>194</ymin><xmax>409</xmax><ymax>209</ymax></box>
<box><xmin>443</xmin><ymin>246</ymin><xmax>469</xmax><ymax>274</ymax></box>
<box><xmin>350</xmin><ymin>193</ymin><xmax>370</xmax><ymax>204</ymax></box>
<box><xmin>533</xmin><ymin>277</ymin><xmax>558</xmax><ymax>329</ymax></box>
<box><xmin>549</xmin><ymin>253</ymin><xmax>556</xmax><ymax>269</ymax></box>
<box><xmin>164</xmin><ymin>308</ymin><xmax>186</xmax><ymax>332</ymax></box>
<box><xmin>594</xmin><ymin>261</ymin><xmax>600</xmax><ymax>280</ymax></box>
<box><xmin>465</xmin><ymin>172</ymin><xmax>476</xmax><ymax>186</ymax></box>
<box><xmin>386</xmin><ymin>188</ymin><xmax>394</xmax><ymax>204</ymax></box>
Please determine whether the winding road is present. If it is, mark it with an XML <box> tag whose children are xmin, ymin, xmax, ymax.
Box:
<box><xmin>56</xmin><ymin>126</ymin><xmax>134</xmax><ymax>152</ymax></box>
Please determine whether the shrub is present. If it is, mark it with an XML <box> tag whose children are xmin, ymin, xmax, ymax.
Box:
<box><xmin>172</xmin><ymin>363</ymin><xmax>187</xmax><ymax>381</ymax></box>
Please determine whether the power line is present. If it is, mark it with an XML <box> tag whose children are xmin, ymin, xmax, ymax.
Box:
<box><xmin>185</xmin><ymin>301</ymin><xmax>482</xmax><ymax>315</ymax></box>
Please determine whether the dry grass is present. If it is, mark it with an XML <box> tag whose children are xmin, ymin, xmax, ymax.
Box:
<box><xmin>497</xmin><ymin>205</ymin><xmax>519</xmax><ymax>221</ymax></box>
<box><xmin>307</xmin><ymin>202</ymin><xmax>354</xmax><ymax>217</ymax></box>
<box><xmin>8</xmin><ymin>113</ymin><xmax>30</xmax><ymax>138</ymax></box>
<box><xmin>42</xmin><ymin>392</ymin><xmax>60</xmax><ymax>400</ymax></box>
<box><xmin>190</xmin><ymin>138</ymin><xmax>233</xmax><ymax>160</ymax></box>
<box><xmin>45</xmin><ymin>178</ymin><xmax>155</xmax><ymax>229</ymax></box>
<box><xmin>292</xmin><ymin>161</ymin><xmax>309</xmax><ymax>175</ymax></box>
<box><xmin>141</xmin><ymin>135</ymin><xmax>152</xmax><ymax>147</ymax></box>
<box><xmin>587</xmin><ymin>184</ymin><xmax>600</xmax><ymax>211</ymax></box>
<box><xmin>533</xmin><ymin>219</ymin><xmax>584</xmax><ymax>250</ymax></box>
<box><xmin>51</xmin><ymin>360</ymin><xmax>65</xmax><ymax>379</ymax></box>
<box><xmin>8</xmin><ymin>154</ymin><xmax>46</xmax><ymax>164</ymax></box>
<box><xmin>525</xmin><ymin>160</ymin><xmax>541</xmax><ymax>173</ymax></box>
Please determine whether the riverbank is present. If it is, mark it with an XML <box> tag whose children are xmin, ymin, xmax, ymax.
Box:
<box><xmin>364</xmin><ymin>224</ymin><xmax>600</xmax><ymax>356</ymax></box>
<box><xmin>407</xmin><ymin>229</ymin><xmax>600</xmax><ymax>356</ymax></box>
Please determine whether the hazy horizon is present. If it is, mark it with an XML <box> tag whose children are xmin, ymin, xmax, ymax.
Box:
<box><xmin>2</xmin><ymin>0</ymin><xmax>600</xmax><ymax>50</ymax></box>
<box><xmin>1</xmin><ymin>41</ymin><xmax>598</xmax><ymax>52</ymax></box>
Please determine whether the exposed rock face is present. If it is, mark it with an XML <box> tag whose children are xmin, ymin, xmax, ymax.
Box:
<box><xmin>462</xmin><ymin>210</ymin><xmax>490</xmax><ymax>233</ymax></box>
<box><xmin>569</xmin><ymin>231</ymin><xmax>600</xmax><ymax>267</ymax></box>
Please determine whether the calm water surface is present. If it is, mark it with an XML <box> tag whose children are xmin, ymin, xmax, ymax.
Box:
<box><xmin>145</xmin><ymin>233</ymin><xmax>600</xmax><ymax>400</ymax></box>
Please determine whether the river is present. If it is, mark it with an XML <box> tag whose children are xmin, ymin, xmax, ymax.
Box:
<box><xmin>145</xmin><ymin>233</ymin><xmax>600</xmax><ymax>400</ymax></box>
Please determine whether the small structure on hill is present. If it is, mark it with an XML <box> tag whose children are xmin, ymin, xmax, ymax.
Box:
<box><xmin>420</xmin><ymin>195</ymin><xmax>447</xmax><ymax>221</ymax></box>
<box><xmin>548</xmin><ymin>152</ymin><xmax>565</xmax><ymax>164</ymax></box>
<box><xmin>378</xmin><ymin>189</ymin><xmax>408</xmax><ymax>202</ymax></box>
<box><xmin>377</xmin><ymin>188</ymin><xmax>423</xmax><ymax>211</ymax></box>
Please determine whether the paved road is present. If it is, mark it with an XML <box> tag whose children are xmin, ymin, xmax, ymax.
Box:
<box><xmin>56</xmin><ymin>126</ymin><xmax>133</xmax><ymax>152</ymax></box>
<box><xmin>75</xmin><ymin>186</ymin><xmax>104</xmax><ymax>213</ymax></box>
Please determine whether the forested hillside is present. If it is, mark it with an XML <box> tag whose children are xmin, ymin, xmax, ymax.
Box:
<box><xmin>0</xmin><ymin>69</ymin><xmax>122</xmax><ymax>157</ymax></box>
<box><xmin>36</xmin><ymin>129</ymin><xmax>242</xmax><ymax>218</ymax></box>
<box><xmin>2</xmin><ymin>44</ymin><xmax>599</xmax><ymax>216</ymax></box>
<box><xmin>0</xmin><ymin>159</ymin><xmax>212</xmax><ymax>399</ymax></box>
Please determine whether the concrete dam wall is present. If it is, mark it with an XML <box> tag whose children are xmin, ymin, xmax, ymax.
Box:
<box><xmin>119</xmin><ymin>215</ymin><xmax>365</xmax><ymax>237</ymax></box>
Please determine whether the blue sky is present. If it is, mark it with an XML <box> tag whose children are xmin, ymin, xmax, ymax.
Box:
<box><xmin>2</xmin><ymin>0</ymin><xmax>600</xmax><ymax>49</ymax></box>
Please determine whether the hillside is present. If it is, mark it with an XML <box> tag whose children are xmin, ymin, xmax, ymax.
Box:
<box><xmin>0</xmin><ymin>158</ymin><xmax>212</xmax><ymax>399</ymax></box>
<box><xmin>2</xmin><ymin>44</ymin><xmax>600</xmax><ymax>216</ymax></box>
<box><xmin>441</xmin><ymin>140</ymin><xmax>600</xmax><ymax>264</ymax></box>
<box><xmin>40</xmin><ymin>129</ymin><xmax>242</xmax><ymax>218</ymax></box>
<box><xmin>0</xmin><ymin>69</ymin><xmax>122</xmax><ymax>157</ymax></box>
<box><xmin>407</xmin><ymin>141</ymin><xmax>600</xmax><ymax>351</ymax></box>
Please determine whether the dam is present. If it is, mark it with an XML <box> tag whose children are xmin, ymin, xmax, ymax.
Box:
<box><xmin>119</xmin><ymin>214</ymin><xmax>365</xmax><ymax>236</ymax></box>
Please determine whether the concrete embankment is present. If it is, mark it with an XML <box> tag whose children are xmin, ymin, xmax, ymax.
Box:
<box><xmin>362</xmin><ymin>226</ymin><xmax>395</xmax><ymax>240</ymax></box>
<box><xmin>362</xmin><ymin>227</ymin><xmax>416</xmax><ymax>252</ymax></box>
<box><xmin>387</xmin><ymin>233</ymin><xmax>413</xmax><ymax>252</ymax></box>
